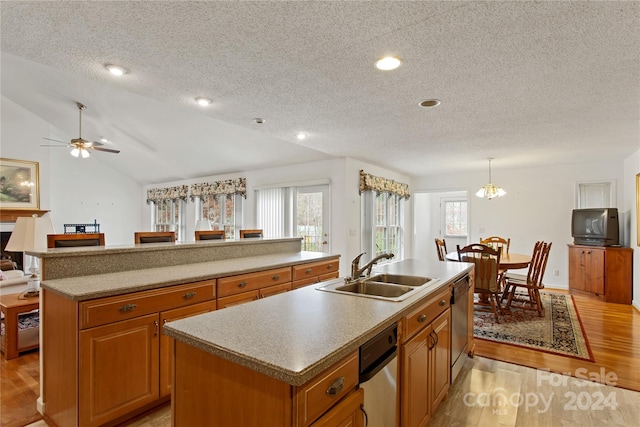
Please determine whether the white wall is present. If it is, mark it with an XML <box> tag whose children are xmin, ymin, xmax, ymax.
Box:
<box><xmin>411</xmin><ymin>160</ymin><xmax>626</xmax><ymax>288</ymax></box>
<box><xmin>623</xmin><ymin>149</ymin><xmax>640</xmax><ymax>311</ymax></box>
<box><xmin>1</xmin><ymin>96</ymin><xmax>143</xmax><ymax>245</ymax></box>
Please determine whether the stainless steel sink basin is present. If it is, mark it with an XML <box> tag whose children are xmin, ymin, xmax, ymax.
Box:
<box><xmin>368</xmin><ymin>274</ymin><xmax>434</xmax><ymax>287</ymax></box>
<box><xmin>316</xmin><ymin>274</ymin><xmax>440</xmax><ymax>302</ymax></box>
<box><xmin>335</xmin><ymin>281</ymin><xmax>414</xmax><ymax>298</ymax></box>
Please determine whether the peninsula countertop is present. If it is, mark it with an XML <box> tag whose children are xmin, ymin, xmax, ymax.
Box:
<box><xmin>40</xmin><ymin>251</ymin><xmax>339</xmax><ymax>301</ymax></box>
<box><xmin>163</xmin><ymin>258</ymin><xmax>473</xmax><ymax>386</ymax></box>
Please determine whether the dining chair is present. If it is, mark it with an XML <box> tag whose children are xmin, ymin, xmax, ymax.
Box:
<box><xmin>434</xmin><ymin>238</ymin><xmax>448</xmax><ymax>261</ymax></box>
<box><xmin>239</xmin><ymin>229</ymin><xmax>263</xmax><ymax>238</ymax></box>
<box><xmin>134</xmin><ymin>231</ymin><xmax>176</xmax><ymax>244</ymax></box>
<box><xmin>503</xmin><ymin>241</ymin><xmax>552</xmax><ymax>316</ymax></box>
<box><xmin>480</xmin><ymin>236</ymin><xmax>510</xmax><ymax>255</ymax></box>
<box><xmin>457</xmin><ymin>243</ymin><xmax>503</xmax><ymax>321</ymax></box>
<box><xmin>47</xmin><ymin>233</ymin><xmax>105</xmax><ymax>248</ymax></box>
<box><xmin>195</xmin><ymin>230</ymin><xmax>225</xmax><ymax>241</ymax></box>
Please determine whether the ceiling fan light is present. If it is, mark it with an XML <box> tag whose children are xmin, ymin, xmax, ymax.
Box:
<box><xmin>70</xmin><ymin>148</ymin><xmax>80</xmax><ymax>157</ymax></box>
<box><xmin>81</xmin><ymin>148</ymin><xmax>90</xmax><ymax>158</ymax></box>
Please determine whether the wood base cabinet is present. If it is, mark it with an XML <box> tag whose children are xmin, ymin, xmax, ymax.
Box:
<box><xmin>400</xmin><ymin>286</ymin><xmax>451</xmax><ymax>427</ymax></box>
<box><xmin>568</xmin><ymin>245</ymin><xmax>633</xmax><ymax>304</ymax></box>
<box><xmin>292</xmin><ymin>258</ymin><xmax>340</xmax><ymax>289</ymax></box>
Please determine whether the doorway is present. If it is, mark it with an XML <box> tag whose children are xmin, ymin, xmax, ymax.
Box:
<box><xmin>296</xmin><ymin>185</ymin><xmax>330</xmax><ymax>252</ymax></box>
<box><xmin>413</xmin><ymin>190</ymin><xmax>468</xmax><ymax>261</ymax></box>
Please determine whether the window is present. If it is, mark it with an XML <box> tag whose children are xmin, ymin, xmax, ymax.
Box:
<box><xmin>576</xmin><ymin>181</ymin><xmax>616</xmax><ymax>208</ymax></box>
<box><xmin>200</xmin><ymin>194</ymin><xmax>243</xmax><ymax>239</ymax></box>
<box><xmin>443</xmin><ymin>199</ymin><xmax>467</xmax><ymax>237</ymax></box>
<box><xmin>362</xmin><ymin>191</ymin><xmax>404</xmax><ymax>262</ymax></box>
<box><xmin>153</xmin><ymin>199</ymin><xmax>185</xmax><ymax>241</ymax></box>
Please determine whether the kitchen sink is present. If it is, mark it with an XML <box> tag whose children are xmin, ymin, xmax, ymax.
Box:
<box><xmin>316</xmin><ymin>275</ymin><xmax>440</xmax><ymax>302</ymax></box>
<box><xmin>367</xmin><ymin>274</ymin><xmax>434</xmax><ymax>287</ymax></box>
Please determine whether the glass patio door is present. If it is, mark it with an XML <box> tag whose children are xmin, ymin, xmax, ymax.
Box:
<box><xmin>296</xmin><ymin>185</ymin><xmax>330</xmax><ymax>252</ymax></box>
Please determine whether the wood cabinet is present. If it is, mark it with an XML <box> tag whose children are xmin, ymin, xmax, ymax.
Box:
<box><xmin>217</xmin><ymin>267</ymin><xmax>292</xmax><ymax>308</ymax></box>
<box><xmin>173</xmin><ymin>343</ymin><xmax>359</xmax><ymax>427</ymax></box>
<box><xmin>568</xmin><ymin>245</ymin><xmax>633</xmax><ymax>304</ymax></box>
<box><xmin>292</xmin><ymin>258</ymin><xmax>340</xmax><ymax>289</ymax></box>
<box><xmin>44</xmin><ymin>281</ymin><xmax>216</xmax><ymax>427</ymax></box>
<box><xmin>310</xmin><ymin>388</ymin><xmax>364</xmax><ymax>427</ymax></box>
<box><xmin>400</xmin><ymin>286</ymin><xmax>451</xmax><ymax>427</ymax></box>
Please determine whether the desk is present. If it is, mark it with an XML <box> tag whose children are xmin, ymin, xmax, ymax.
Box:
<box><xmin>0</xmin><ymin>292</ymin><xmax>39</xmax><ymax>360</ymax></box>
<box><xmin>446</xmin><ymin>251</ymin><xmax>531</xmax><ymax>270</ymax></box>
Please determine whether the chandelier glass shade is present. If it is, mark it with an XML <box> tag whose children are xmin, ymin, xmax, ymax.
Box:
<box><xmin>476</xmin><ymin>158</ymin><xmax>506</xmax><ymax>199</ymax></box>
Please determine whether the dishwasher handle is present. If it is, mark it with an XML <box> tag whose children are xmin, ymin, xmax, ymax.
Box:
<box><xmin>358</xmin><ymin>347</ymin><xmax>397</xmax><ymax>383</ymax></box>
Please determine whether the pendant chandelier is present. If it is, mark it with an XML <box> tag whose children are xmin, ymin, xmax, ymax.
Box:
<box><xmin>476</xmin><ymin>158</ymin><xmax>506</xmax><ymax>199</ymax></box>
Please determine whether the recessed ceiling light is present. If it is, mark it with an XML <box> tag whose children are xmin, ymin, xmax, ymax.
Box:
<box><xmin>375</xmin><ymin>56</ymin><xmax>402</xmax><ymax>71</ymax></box>
<box><xmin>419</xmin><ymin>99</ymin><xmax>441</xmax><ymax>108</ymax></box>
<box><xmin>105</xmin><ymin>64</ymin><xmax>127</xmax><ymax>76</ymax></box>
<box><xmin>296</xmin><ymin>132</ymin><xmax>307</xmax><ymax>140</ymax></box>
<box><xmin>195</xmin><ymin>97</ymin><xmax>212</xmax><ymax>106</ymax></box>
<box><xmin>253</xmin><ymin>118</ymin><xmax>265</xmax><ymax>124</ymax></box>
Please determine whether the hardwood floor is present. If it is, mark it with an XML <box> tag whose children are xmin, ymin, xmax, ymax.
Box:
<box><xmin>3</xmin><ymin>291</ymin><xmax>639</xmax><ymax>427</ymax></box>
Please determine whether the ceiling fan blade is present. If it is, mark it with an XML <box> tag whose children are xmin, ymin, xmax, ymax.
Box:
<box><xmin>93</xmin><ymin>146</ymin><xmax>120</xmax><ymax>154</ymax></box>
<box><xmin>41</xmin><ymin>144</ymin><xmax>69</xmax><ymax>147</ymax></box>
<box><xmin>43</xmin><ymin>137</ymin><xmax>68</xmax><ymax>144</ymax></box>
<box><xmin>85</xmin><ymin>140</ymin><xmax>104</xmax><ymax>147</ymax></box>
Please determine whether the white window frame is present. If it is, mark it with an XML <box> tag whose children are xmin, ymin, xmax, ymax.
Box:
<box><xmin>441</xmin><ymin>198</ymin><xmax>468</xmax><ymax>238</ymax></box>
<box><xmin>152</xmin><ymin>199</ymin><xmax>186</xmax><ymax>241</ymax></box>
<box><xmin>361</xmin><ymin>191</ymin><xmax>404</xmax><ymax>264</ymax></box>
<box><xmin>197</xmin><ymin>194</ymin><xmax>244</xmax><ymax>239</ymax></box>
<box><xmin>576</xmin><ymin>180</ymin><xmax>616</xmax><ymax>208</ymax></box>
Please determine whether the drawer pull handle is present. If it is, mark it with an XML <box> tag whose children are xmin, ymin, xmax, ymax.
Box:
<box><xmin>305</xmin><ymin>268</ymin><xmax>313</xmax><ymax>274</ymax></box>
<box><xmin>418</xmin><ymin>314</ymin><xmax>427</xmax><ymax>323</ymax></box>
<box><xmin>238</xmin><ymin>281</ymin><xmax>248</xmax><ymax>288</ymax></box>
<box><xmin>327</xmin><ymin>264</ymin><xmax>333</xmax><ymax>269</ymax></box>
<box><xmin>272</xmin><ymin>274</ymin><xmax>280</xmax><ymax>281</ymax></box>
<box><xmin>439</xmin><ymin>299</ymin><xmax>446</xmax><ymax>306</ymax></box>
<box><xmin>326</xmin><ymin>376</ymin><xmax>345</xmax><ymax>396</ymax></box>
<box><xmin>154</xmin><ymin>320</ymin><xmax>159</xmax><ymax>336</ymax></box>
<box><xmin>183</xmin><ymin>291</ymin><xmax>196</xmax><ymax>300</ymax></box>
<box><xmin>119</xmin><ymin>304</ymin><xmax>137</xmax><ymax>313</ymax></box>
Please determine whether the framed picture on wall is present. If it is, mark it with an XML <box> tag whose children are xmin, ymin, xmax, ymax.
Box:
<box><xmin>0</xmin><ymin>158</ymin><xmax>40</xmax><ymax>210</ymax></box>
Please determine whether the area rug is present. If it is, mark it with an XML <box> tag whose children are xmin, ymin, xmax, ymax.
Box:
<box><xmin>474</xmin><ymin>292</ymin><xmax>594</xmax><ymax>361</ymax></box>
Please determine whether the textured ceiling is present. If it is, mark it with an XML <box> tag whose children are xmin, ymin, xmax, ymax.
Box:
<box><xmin>1</xmin><ymin>1</ymin><xmax>638</xmax><ymax>184</ymax></box>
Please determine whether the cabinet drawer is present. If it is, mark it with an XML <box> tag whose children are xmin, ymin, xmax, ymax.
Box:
<box><xmin>217</xmin><ymin>267</ymin><xmax>291</xmax><ymax>297</ymax></box>
<box><xmin>295</xmin><ymin>351</ymin><xmax>358</xmax><ymax>427</ymax></box>
<box><xmin>404</xmin><ymin>286</ymin><xmax>451</xmax><ymax>340</ymax></box>
<box><xmin>293</xmin><ymin>259</ymin><xmax>339</xmax><ymax>281</ymax></box>
<box><xmin>80</xmin><ymin>281</ymin><xmax>216</xmax><ymax>329</ymax></box>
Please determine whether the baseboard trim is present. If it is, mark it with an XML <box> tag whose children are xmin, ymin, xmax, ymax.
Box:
<box><xmin>633</xmin><ymin>301</ymin><xmax>640</xmax><ymax>314</ymax></box>
<box><xmin>36</xmin><ymin>397</ymin><xmax>44</xmax><ymax>415</ymax></box>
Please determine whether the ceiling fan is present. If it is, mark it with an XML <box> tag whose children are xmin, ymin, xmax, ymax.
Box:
<box><xmin>42</xmin><ymin>102</ymin><xmax>120</xmax><ymax>158</ymax></box>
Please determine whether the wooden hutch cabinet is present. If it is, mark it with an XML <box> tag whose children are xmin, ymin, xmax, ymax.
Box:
<box><xmin>568</xmin><ymin>244</ymin><xmax>633</xmax><ymax>304</ymax></box>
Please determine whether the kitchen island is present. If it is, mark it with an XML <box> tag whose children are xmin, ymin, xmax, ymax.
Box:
<box><xmin>34</xmin><ymin>238</ymin><xmax>341</xmax><ymax>427</ymax></box>
<box><xmin>164</xmin><ymin>258</ymin><xmax>474</xmax><ymax>426</ymax></box>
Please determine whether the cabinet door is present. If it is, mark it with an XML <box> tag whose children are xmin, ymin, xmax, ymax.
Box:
<box><xmin>585</xmin><ymin>249</ymin><xmax>605</xmax><ymax>295</ymax></box>
<box><xmin>311</xmin><ymin>388</ymin><xmax>364</xmax><ymax>427</ymax></box>
<box><xmin>430</xmin><ymin>309</ymin><xmax>450</xmax><ymax>411</ymax></box>
<box><xmin>568</xmin><ymin>247</ymin><xmax>586</xmax><ymax>292</ymax></box>
<box><xmin>79</xmin><ymin>314</ymin><xmax>159</xmax><ymax>427</ymax></box>
<box><xmin>401</xmin><ymin>325</ymin><xmax>431</xmax><ymax>427</ymax></box>
<box><xmin>159</xmin><ymin>301</ymin><xmax>217</xmax><ymax>397</ymax></box>
<box><xmin>259</xmin><ymin>282</ymin><xmax>292</xmax><ymax>299</ymax></box>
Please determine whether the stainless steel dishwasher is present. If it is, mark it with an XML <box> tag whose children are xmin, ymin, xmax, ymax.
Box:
<box><xmin>359</xmin><ymin>322</ymin><xmax>398</xmax><ymax>427</ymax></box>
<box><xmin>450</xmin><ymin>274</ymin><xmax>470</xmax><ymax>383</ymax></box>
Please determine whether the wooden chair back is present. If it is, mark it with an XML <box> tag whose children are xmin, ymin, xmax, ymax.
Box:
<box><xmin>134</xmin><ymin>231</ymin><xmax>176</xmax><ymax>244</ymax></box>
<box><xmin>195</xmin><ymin>230</ymin><xmax>225</xmax><ymax>241</ymax></box>
<box><xmin>480</xmin><ymin>236</ymin><xmax>510</xmax><ymax>255</ymax></box>
<box><xmin>434</xmin><ymin>238</ymin><xmax>448</xmax><ymax>261</ymax></box>
<box><xmin>239</xmin><ymin>229</ymin><xmax>263</xmax><ymax>239</ymax></box>
<box><xmin>457</xmin><ymin>243</ymin><xmax>501</xmax><ymax>293</ymax></box>
<box><xmin>47</xmin><ymin>233</ymin><xmax>105</xmax><ymax>248</ymax></box>
<box><xmin>527</xmin><ymin>241</ymin><xmax>552</xmax><ymax>288</ymax></box>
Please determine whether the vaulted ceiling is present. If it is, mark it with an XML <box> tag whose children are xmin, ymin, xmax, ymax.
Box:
<box><xmin>1</xmin><ymin>1</ymin><xmax>638</xmax><ymax>184</ymax></box>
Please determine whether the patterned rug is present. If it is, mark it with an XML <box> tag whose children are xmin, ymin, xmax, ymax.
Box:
<box><xmin>474</xmin><ymin>292</ymin><xmax>594</xmax><ymax>361</ymax></box>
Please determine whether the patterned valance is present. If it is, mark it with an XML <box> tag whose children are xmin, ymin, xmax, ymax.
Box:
<box><xmin>146</xmin><ymin>185</ymin><xmax>189</xmax><ymax>204</ymax></box>
<box><xmin>359</xmin><ymin>170</ymin><xmax>410</xmax><ymax>199</ymax></box>
<box><xmin>190</xmin><ymin>178</ymin><xmax>247</xmax><ymax>201</ymax></box>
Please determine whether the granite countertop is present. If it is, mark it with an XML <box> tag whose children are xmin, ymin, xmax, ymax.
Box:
<box><xmin>41</xmin><ymin>251</ymin><xmax>338</xmax><ymax>301</ymax></box>
<box><xmin>163</xmin><ymin>258</ymin><xmax>473</xmax><ymax>386</ymax></box>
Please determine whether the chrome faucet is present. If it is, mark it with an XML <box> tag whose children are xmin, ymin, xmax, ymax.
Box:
<box><xmin>350</xmin><ymin>252</ymin><xmax>395</xmax><ymax>280</ymax></box>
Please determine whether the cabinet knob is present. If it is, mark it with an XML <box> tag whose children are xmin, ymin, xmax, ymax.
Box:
<box><xmin>305</xmin><ymin>268</ymin><xmax>313</xmax><ymax>274</ymax></box>
<box><xmin>439</xmin><ymin>299</ymin><xmax>446</xmax><ymax>306</ymax></box>
<box><xmin>418</xmin><ymin>314</ymin><xmax>427</xmax><ymax>323</ymax></box>
<box><xmin>326</xmin><ymin>376</ymin><xmax>345</xmax><ymax>396</ymax></box>
<box><xmin>183</xmin><ymin>291</ymin><xmax>196</xmax><ymax>300</ymax></box>
<box><xmin>327</xmin><ymin>264</ymin><xmax>333</xmax><ymax>269</ymax></box>
<box><xmin>272</xmin><ymin>275</ymin><xmax>280</xmax><ymax>281</ymax></box>
<box><xmin>118</xmin><ymin>303</ymin><xmax>137</xmax><ymax>313</ymax></box>
<box><xmin>238</xmin><ymin>281</ymin><xmax>248</xmax><ymax>288</ymax></box>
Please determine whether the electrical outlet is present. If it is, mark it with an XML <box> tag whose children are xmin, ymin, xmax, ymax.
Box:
<box><xmin>554</xmin><ymin>269</ymin><xmax>560</xmax><ymax>276</ymax></box>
